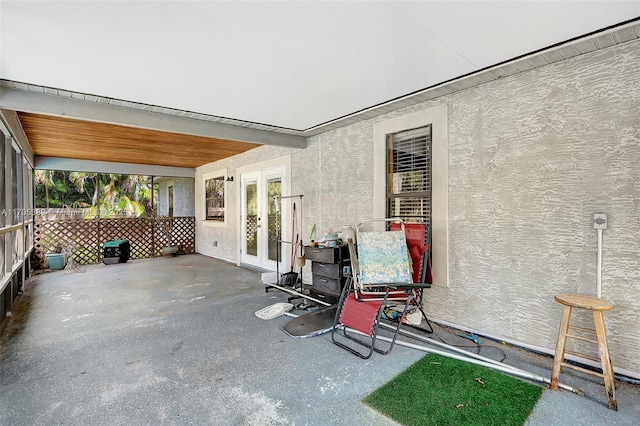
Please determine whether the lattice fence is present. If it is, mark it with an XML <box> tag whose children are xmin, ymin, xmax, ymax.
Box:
<box><xmin>33</xmin><ymin>216</ymin><xmax>195</xmax><ymax>268</ymax></box>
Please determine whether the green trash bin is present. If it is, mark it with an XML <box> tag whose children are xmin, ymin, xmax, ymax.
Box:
<box><xmin>103</xmin><ymin>240</ymin><xmax>130</xmax><ymax>265</ymax></box>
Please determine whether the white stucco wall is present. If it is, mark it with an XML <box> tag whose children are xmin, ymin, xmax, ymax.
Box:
<box><xmin>174</xmin><ymin>178</ymin><xmax>195</xmax><ymax>217</ymax></box>
<box><xmin>196</xmin><ymin>39</ymin><xmax>640</xmax><ymax>377</ymax></box>
<box><xmin>158</xmin><ymin>178</ymin><xmax>195</xmax><ymax>217</ymax></box>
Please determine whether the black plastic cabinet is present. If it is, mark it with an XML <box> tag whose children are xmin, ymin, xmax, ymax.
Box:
<box><xmin>306</xmin><ymin>244</ymin><xmax>350</xmax><ymax>303</ymax></box>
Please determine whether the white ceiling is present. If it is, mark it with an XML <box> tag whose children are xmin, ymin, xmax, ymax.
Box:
<box><xmin>1</xmin><ymin>1</ymin><xmax>639</xmax><ymax>131</ymax></box>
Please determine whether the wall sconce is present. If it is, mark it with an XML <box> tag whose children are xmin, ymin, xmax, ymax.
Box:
<box><xmin>226</xmin><ymin>176</ymin><xmax>234</xmax><ymax>182</ymax></box>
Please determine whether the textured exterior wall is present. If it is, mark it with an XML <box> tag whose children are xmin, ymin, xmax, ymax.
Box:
<box><xmin>195</xmin><ymin>40</ymin><xmax>640</xmax><ymax>376</ymax></box>
<box><xmin>174</xmin><ymin>178</ymin><xmax>195</xmax><ymax>217</ymax></box>
<box><xmin>157</xmin><ymin>180</ymin><xmax>169</xmax><ymax>216</ymax></box>
<box><xmin>196</xmin><ymin>150</ymin><xmax>288</xmax><ymax>260</ymax></box>
<box><xmin>157</xmin><ymin>178</ymin><xmax>195</xmax><ymax>217</ymax></box>
<box><xmin>441</xmin><ymin>40</ymin><xmax>640</xmax><ymax>376</ymax></box>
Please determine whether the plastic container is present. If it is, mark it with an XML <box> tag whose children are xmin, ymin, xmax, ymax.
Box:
<box><xmin>46</xmin><ymin>253</ymin><xmax>67</xmax><ymax>270</ymax></box>
<box><xmin>342</xmin><ymin>225</ymin><xmax>356</xmax><ymax>244</ymax></box>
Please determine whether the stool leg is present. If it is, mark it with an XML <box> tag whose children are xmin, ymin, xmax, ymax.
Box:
<box><xmin>593</xmin><ymin>311</ymin><xmax>617</xmax><ymax>411</ymax></box>
<box><xmin>550</xmin><ymin>305</ymin><xmax>572</xmax><ymax>390</ymax></box>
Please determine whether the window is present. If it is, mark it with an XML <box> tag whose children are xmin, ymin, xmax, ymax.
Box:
<box><xmin>374</xmin><ymin>105</ymin><xmax>448</xmax><ymax>286</ymax></box>
<box><xmin>387</xmin><ymin>126</ymin><xmax>432</xmax><ymax>235</ymax></box>
<box><xmin>205</xmin><ymin>176</ymin><xmax>225</xmax><ymax>221</ymax></box>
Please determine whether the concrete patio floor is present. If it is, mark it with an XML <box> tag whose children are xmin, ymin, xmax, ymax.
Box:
<box><xmin>1</xmin><ymin>254</ymin><xmax>638</xmax><ymax>425</ymax></box>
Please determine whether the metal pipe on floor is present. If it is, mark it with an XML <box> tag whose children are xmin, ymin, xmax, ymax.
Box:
<box><xmin>382</xmin><ymin>322</ymin><xmax>532</xmax><ymax>373</ymax></box>
<box><xmin>265</xmin><ymin>281</ymin><xmax>332</xmax><ymax>307</ymax></box>
<box><xmin>338</xmin><ymin>325</ymin><xmax>583</xmax><ymax>395</ymax></box>
<box><xmin>386</xmin><ymin>324</ymin><xmax>582</xmax><ymax>394</ymax></box>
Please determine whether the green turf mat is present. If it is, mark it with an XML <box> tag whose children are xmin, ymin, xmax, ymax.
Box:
<box><xmin>363</xmin><ymin>353</ymin><xmax>544</xmax><ymax>426</ymax></box>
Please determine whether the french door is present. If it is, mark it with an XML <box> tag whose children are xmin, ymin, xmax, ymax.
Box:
<box><xmin>240</xmin><ymin>167</ymin><xmax>285</xmax><ymax>271</ymax></box>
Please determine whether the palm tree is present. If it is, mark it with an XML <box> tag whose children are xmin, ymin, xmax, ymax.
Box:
<box><xmin>71</xmin><ymin>173</ymin><xmax>150</xmax><ymax>218</ymax></box>
<box><xmin>34</xmin><ymin>170</ymin><xmax>56</xmax><ymax>208</ymax></box>
<box><xmin>121</xmin><ymin>175</ymin><xmax>152</xmax><ymax>203</ymax></box>
<box><xmin>36</xmin><ymin>171</ymin><xmax>155</xmax><ymax>218</ymax></box>
<box><xmin>69</xmin><ymin>171</ymin><xmax>100</xmax><ymax>206</ymax></box>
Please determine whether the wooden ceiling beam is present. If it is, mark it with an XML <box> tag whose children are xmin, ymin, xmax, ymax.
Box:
<box><xmin>17</xmin><ymin>112</ymin><xmax>263</xmax><ymax>169</ymax></box>
<box><xmin>0</xmin><ymin>87</ymin><xmax>306</xmax><ymax>148</ymax></box>
<box><xmin>35</xmin><ymin>156</ymin><xmax>195</xmax><ymax>178</ymax></box>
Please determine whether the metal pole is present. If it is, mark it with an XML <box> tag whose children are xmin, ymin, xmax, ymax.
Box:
<box><xmin>265</xmin><ymin>281</ymin><xmax>332</xmax><ymax>307</ymax></box>
<box><xmin>592</xmin><ymin>213</ymin><xmax>607</xmax><ymax>298</ymax></box>
<box><xmin>384</xmin><ymin>323</ymin><xmax>547</xmax><ymax>376</ymax></box>
<box><xmin>275</xmin><ymin>195</ymin><xmax>280</xmax><ymax>283</ymax></box>
<box><xmin>347</xmin><ymin>323</ymin><xmax>583</xmax><ymax>395</ymax></box>
<box><xmin>299</xmin><ymin>195</ymin><xmax>303</xmax><ymax>288</ymax></box>
<box><xmin>596</xmin><ymin>228</ymin><xmax>603</xmax><ymax>298</ymax></box>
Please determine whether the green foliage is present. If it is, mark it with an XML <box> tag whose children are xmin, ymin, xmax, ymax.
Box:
<box><xmin>363</xmin><ymin>353</ymin><xmax>544</xmax><ymax>426</ymax></box>
<box><xmin>34</xmin><ymin>170</ymin><xmax>82</xmax><ymax>208</ymax></box>
<box><xmin>34</xmin><ymin>170</ymin><xmax>154</xmax><ymax>218</ymax></box>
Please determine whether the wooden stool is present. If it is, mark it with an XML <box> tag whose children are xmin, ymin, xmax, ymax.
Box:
<box><xmin>549</xmin><ymin>293</ymin><xmax>617</xmax><ymax>410</ymax></box>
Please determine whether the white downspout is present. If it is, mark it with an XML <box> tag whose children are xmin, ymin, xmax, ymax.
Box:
<box><xmin>593</xmin><ymin>213</ymin><xmax>607</xmax><ymax>298</ymax></box>
<box><xmin>596</xmin><ymin>228</ymin><xmax>603</xmax><ymax>298</ymax></box>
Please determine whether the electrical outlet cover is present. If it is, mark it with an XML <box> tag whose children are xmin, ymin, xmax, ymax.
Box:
<box><xmin>593</xmin><ymin>213</ymin><xmax>607</xmax><ymax>230</ymax></box>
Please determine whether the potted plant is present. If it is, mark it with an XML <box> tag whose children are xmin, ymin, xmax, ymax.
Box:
<box><xmin>45</xmin><ymin>244</ymin><xmax>68</xmax><ymax>270</ymax></box>
<box><xmin>146</xmin><ymin>206</ymin><xmax>179</xmax><ymax>257</ymax></box>
<box><xmin>159</xmin><ymin>216</ymin><xmax>179</xmax><ymax>257</ymax></box>
<box><xmin>153</xmin><ymin>212</ymin><xmax>179</xmax><ymax>257</ymax></box>
<box><xmin>45</xmin><ymin>241</ymin><xmax>84</xmax><ymax>272</ymax></box>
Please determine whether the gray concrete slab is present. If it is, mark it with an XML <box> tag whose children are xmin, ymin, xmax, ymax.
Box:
<box><xmin>1</xmin><ymin>255</ymin><xmax>638</xmax><ymax>425</ymax></box>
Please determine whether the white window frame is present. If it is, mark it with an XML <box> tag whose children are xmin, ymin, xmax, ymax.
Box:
<box><xmin>374</xmin><ymin>104</ymin><xmax>449</xmax><ymax>287</ymax></box>
<box><xmin>202</xmin><ymin>168</ymin><xmax>228</xmax><ymax>228</ymax></box>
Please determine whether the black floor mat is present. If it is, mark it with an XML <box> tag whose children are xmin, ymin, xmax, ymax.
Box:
<box><xmin>283</xmin><ymin>306</ymin><xmax>337</xmax><ymax>338</ymax></box>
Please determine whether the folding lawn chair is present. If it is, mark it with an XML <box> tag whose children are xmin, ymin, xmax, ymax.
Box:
<box><xmin>331</xmin><ymin>219</ymin><xmax>433</xmax><ymax>359</ymax></box>
<box><xmin>390</xmin><ymin>222</ymin><xmax>434</xmax><ymax>335</ymax></box>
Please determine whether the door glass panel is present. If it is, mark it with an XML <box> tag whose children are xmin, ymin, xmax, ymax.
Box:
<box><xmin>267</xmin><ymin>177</ymin><xmax>282</xmax><ymax>262</ymax></box>
<box><xmin>245</xmin><ymin>181</ymin><xmax>258</xmax><ymax>256</ymax></box>
<box><xmin>0</xmin><ymin>235</ymin><xmax>4</xmax><ymax>277</ymax></box>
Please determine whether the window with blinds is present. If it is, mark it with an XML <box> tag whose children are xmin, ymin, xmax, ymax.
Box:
<box><xmin>386</xmin><ymin>125</ymin><xmax>432</xmax><ymax>234</ymax></box>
